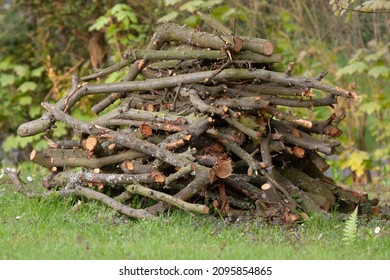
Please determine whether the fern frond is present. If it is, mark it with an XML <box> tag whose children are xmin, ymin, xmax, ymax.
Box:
<box><xmin>342</xmin><ymin>206</ymin><xmax>358</xmax><ymax>244</ymax></box>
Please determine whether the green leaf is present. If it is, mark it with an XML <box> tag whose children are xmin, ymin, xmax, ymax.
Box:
<box><xmin>31</xmin><ymin>66</ymin><xmax>45</xmax><ymax>78</ymax></box>
<box><xmin>111</xmin><ymin>4</ymin><xmax>129</xmax><ymax>15</ymax></box>
<box><xmin>368</xmin><ymin>65</ymin><xmax>389</xmax><ymax>79</ymax></box>
<box><xmin>336</xmin><ymin>61</ymin><xmax>368</xmax><ymax>78</ymax></box>
<box><xmin>359</xmin><ymin>101</ymin><xmax>381</xmax><ymax>114</ymax></box>
<box><xmin>19</xmin><ymin>95</ymin><xmax>33</xmax><ymax>105</ymax></box>
<box><xmin>29</xmin><ymin>105</ymin><xmax>41</xmax><ymax>118</ymax></box>
<box><xmin>164</xmin><ymin>0</ymin><xmax>182</xmax><ymax>5</ymax></box>
<box><xmin>52</xmin><ymin>122</ymin><xmax>68</xmax><ymax>138</ymax></box>
<box><xmin>157</xmin><ymin>11</ymin><xmax>179</xmax><ymax>23</ymax></box>
<box><xmin>89</xmin><ymin>16</ymin><xmax>110</xmax><ymax>31</ymax></box>
<box><xmin>179</xmin><ymin>0</ymin><xmax>204</xmax><ymax>12</ymax></box>
<box><xmin>342</xmin><ymin>206</ymin><xmax>358</xmax><ymax>244</ymax></box>
<box><xmin>14</xmin><ymin>65</ymin><xmax>30</xmax><ymax>78</ymax></box>
<box><xmin>2</xmin><ymin>135</ymin><xmax>19</xmax><ymax>151</ymax></box>
<box><xmin>105</xmin><ymin>71</ymin><xmax>124</xmax><ymax>83</ymax></box>
<box><xmin>0</xmin><ymin>57</ymin><xmax>13</xmax><ymax>70</ymax></box>
<box><xmin>184</xmin><ymin>15</ymin><xmax>200</xmax><ymax>27</ymax></box>
<box><xmin>0</xmin><ymin>74</ymin><xmax>16</xmax><ymax>87</ymax></box>
<box><xmin>18</xmin><ymin>81</ymin><xmax>38</xmax><ymax>93</ymax></box>
<box><xmin>364</xmin><ymin>52</ymin><xmax>382</xmax><ymax>63</ymax></box>
<box><xmin>341</xmin><ymin>150</ymin><xmax>370</xmax><ymax>177</ymax></box>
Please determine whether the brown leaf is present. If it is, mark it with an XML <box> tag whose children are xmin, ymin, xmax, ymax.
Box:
<box><xmin>282</xmin><ymin>212</ymin><xmax>299</xmax><ymax>223</ymax></box>
<box><xmin>213</xmin><ymin>159</ymin><xmax>233</xmax><ymax>179</ymax></box>
<box><xmin>233</xmin><ymin>36</ymin><xmax>243</xmax><ymax>52</ymax></box>
<box><xmin>140</xmin><ymin>123</ymin><xmax>153</xmax><ymax>138</ymax></box>
<box><xmin>208</xmin><ymin>142</ymin><xmax>225</xmax><ymax>153</ymax></box>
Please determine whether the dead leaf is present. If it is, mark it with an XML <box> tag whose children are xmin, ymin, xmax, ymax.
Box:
<box><xmin>283</xmin><ymin>212</ymin><xmax>299</xmax><ymax>223</ymax></box>
<box><xmin>233</xmin><ymin>36</ymin><xmax>243</xmax><ymax>52</ymax></box>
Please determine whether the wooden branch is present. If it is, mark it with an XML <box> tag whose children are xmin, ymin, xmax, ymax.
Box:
<box><xmin>75</xmin><ymin>185</ymin><xmax>156</xmax><ymax>219</ymax></box>
<box><xmin>30</xmin><ymin>149</ymin><xmax>146</xmax><ymax>169</ymax></box>
<box><xmin>81</xmin><ymin>49</ymin><xmax>284</xmax><ymax>81</ymax></box>
<box><xmin>271</xmin><ymin>120</ymin><xmax>338</xmax><ymax>155</ymax></box>
<box><xmin>164</xmin><ymin>165</ymin><xmax>194</xmax><ymax>186</ymax></box>
<box><xmin>18</xmin><ymin>67</ymin><xmax>358</xmax><ymax>137</ymax></box>
<box><xmin>126</xmin><ymin>184</ymin><xmax>209</xmax><ymax>214</ymax></box>
<box><xmin>5</xmin><ymin>168</ymin><xmax>154</xmax><ymax>219</ymax></box>
<box><xmin>41</xmin><ymin>102</ymin><xmax>194</xmax><ymax>168</ymax></box>
<box><xmin>120</xmin><ymin>160</ymin><xmax>157</xmax><ymax>174</ymax></box>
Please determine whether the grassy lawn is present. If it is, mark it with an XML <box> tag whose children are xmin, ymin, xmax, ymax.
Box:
<box><xmin>0</xmin><ymin>187</ymin><xmax>389</xmax><ymax>260</ymax></box>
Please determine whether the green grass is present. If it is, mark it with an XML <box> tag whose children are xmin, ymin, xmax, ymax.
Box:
<box><xmin>0</xmin><ymin>188</ymin><xmax>389</xmax><ymax>260</ymax></box>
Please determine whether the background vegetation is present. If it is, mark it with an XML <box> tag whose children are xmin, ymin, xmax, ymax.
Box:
<box><xmin>0</xmin><ymin>0</ymin><xmax>389</xmax><ymax>199</ymax></box>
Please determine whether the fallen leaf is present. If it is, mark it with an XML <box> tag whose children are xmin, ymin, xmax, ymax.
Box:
<box><xmin>233</xmin><ymin>36</ymin><xmax>243</xmax><ymax>52</ymax></box>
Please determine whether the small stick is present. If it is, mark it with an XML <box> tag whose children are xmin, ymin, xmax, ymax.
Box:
<box><xmin>126</xmin><ymin>184</ymin><xmax>209</xmax><ymax>214</ymax></box>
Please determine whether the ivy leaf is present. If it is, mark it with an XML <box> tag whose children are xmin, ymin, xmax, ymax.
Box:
<box><xmin>0</xmin><ymin>74</ymin><xmax>16</xmax><ymax>87</ymax></box>
<box><xmin>157</xmin><ymin>11</ymin><xmax>179</xmax><ymax>23</ymax></box>
<box><xmin>359</xmin><ymin>101</ymin><xmax>381</xmax><ymax>114</ymax></box>
<box><xmin>336</xmin><ymin>61</ymin><xmax>367</xmax><ymax>78</ymax></box>
<box><xmin>368</xmin><ymin>65</ymin><xmax>389</xmax><ymax>79</ymax></box>
<box><xmin>89</xmin><ymin>16</ymin><xmax>110</xmax><ymax>31</ymax></box>
<box><xmin>19</xmin><ymin>95</ymin><xmax>33</xmax><ymax>105</ymax></box>
<box><xmin>18</xmin><ymin>81</ymin><xmax>38</xmax><ymax>93</ymax></box>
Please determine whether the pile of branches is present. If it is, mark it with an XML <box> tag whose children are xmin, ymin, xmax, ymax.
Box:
<box><xmin>15</xmin><ymin>16</ymin><xmax>376</xmax><ymax>222</ymax></box>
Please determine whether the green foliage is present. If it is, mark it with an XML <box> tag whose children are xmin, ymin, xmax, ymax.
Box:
<box><xmin>330</xmin><ymin>0</ymin><xmax>390</xmax><ymax>22</ymax></box>
<box><xmin>0</xmin><ymin>0</ymin><xmax>389</xmax><ymax>192</ymax></box>
<box><xmin>335</xmin><ymin>40</ymin><xmax>389</xmax><ymax>181</ymax></box>
<box><xmin>89</xmin><ymin>3</ymin><xmax>146</xmax><ymax>58</ymax></box>
<box><xmin>342</xmin><ymin>206</ymin><xmax>358</xmax><ymax>244</ymax></box>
